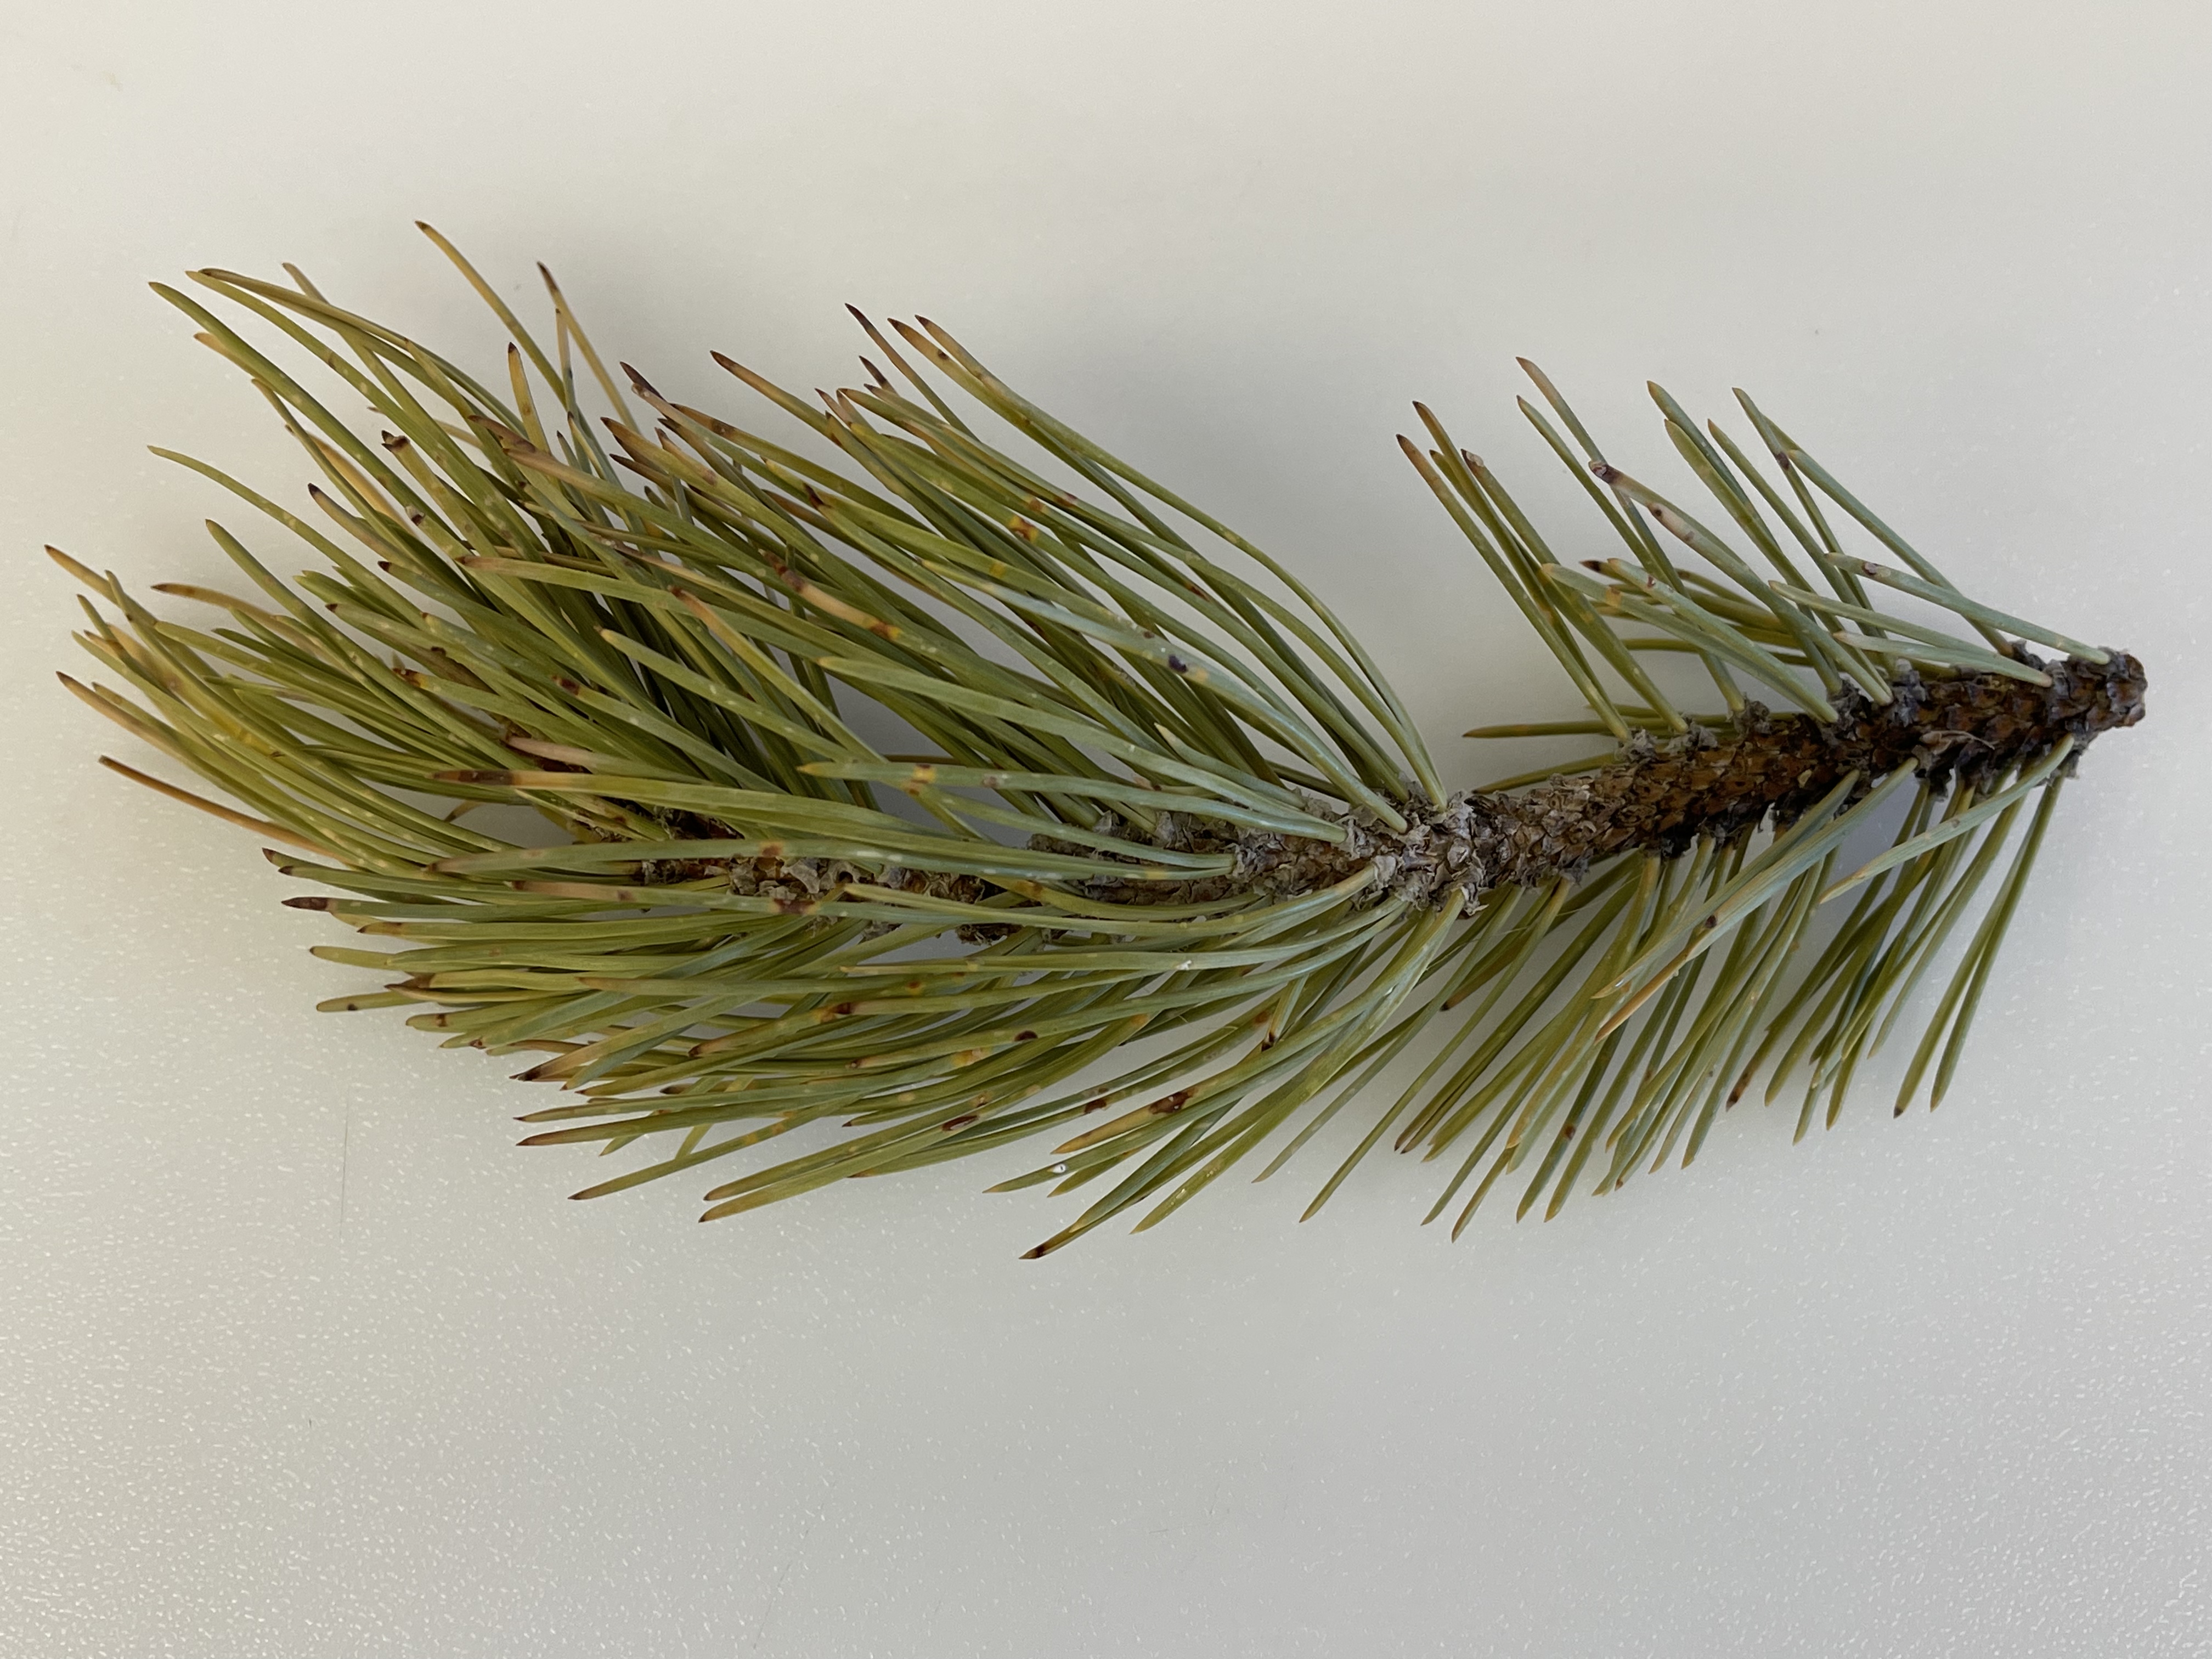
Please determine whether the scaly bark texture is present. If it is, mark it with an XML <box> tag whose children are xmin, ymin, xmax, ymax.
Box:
<box><xmin>1470</xmin><ymin>648</ymin><xmax>2147</xmax><ymax>884</ymax></box>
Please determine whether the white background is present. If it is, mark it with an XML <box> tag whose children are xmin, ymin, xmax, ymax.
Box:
<box><xmin>3</xmin><ymin>3</ymin><xmax>2208</xmax><ymax>1655</ymax></box>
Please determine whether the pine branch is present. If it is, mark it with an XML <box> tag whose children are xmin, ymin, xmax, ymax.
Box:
<box><xmin>48</xmin><ymin>228</ymin><xmax>2147</xmax><ymax>1252</ymax></box>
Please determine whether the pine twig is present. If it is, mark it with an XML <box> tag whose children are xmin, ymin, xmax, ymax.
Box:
<box><xmin>48</xmin><ymin>229</ymin><xmax>2148</xmax><ymax>1252</ymax></box>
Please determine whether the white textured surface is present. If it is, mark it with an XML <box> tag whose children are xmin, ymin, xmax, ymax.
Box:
<box><xmin>3</xmin><ymin>3</ymin><xmax>2208</xmax><ymax>1654</ymax></box>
